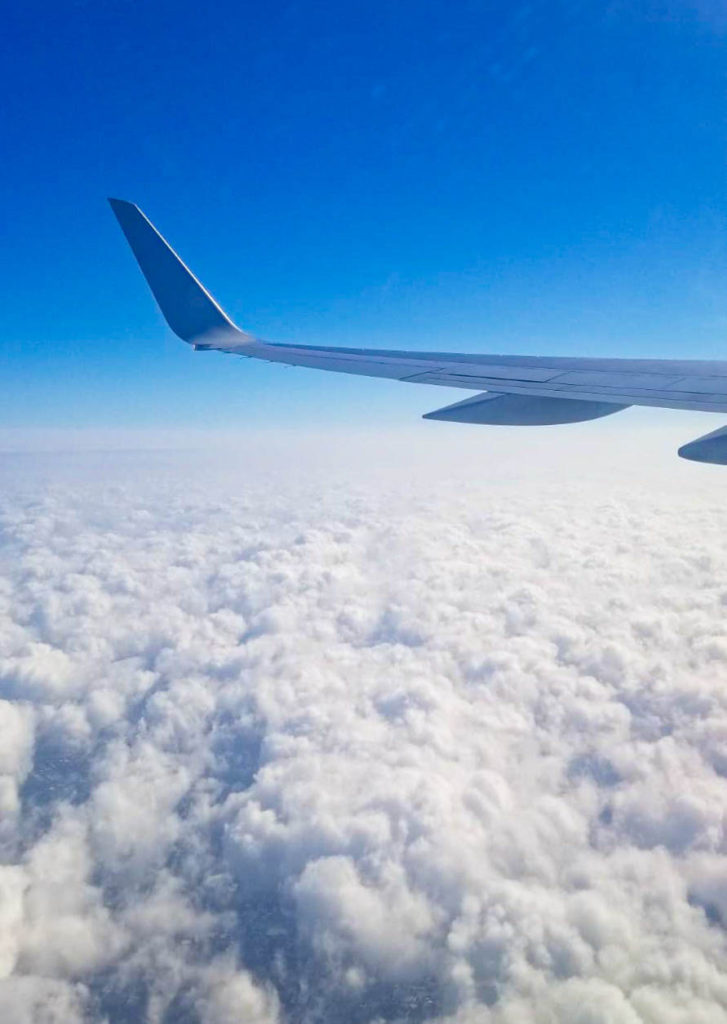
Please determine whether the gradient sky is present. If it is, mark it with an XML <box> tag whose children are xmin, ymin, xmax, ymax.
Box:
<box><xmin>2</xmin><ymin>0</ymin><xmax>727</xmax><ymax>430</ymax></box>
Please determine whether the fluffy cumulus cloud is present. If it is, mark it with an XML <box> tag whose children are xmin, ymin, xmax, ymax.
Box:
<box><xmin>2</xmin><ymin>426</ymin><xmax>727</xmax><ymax>1023</ymax></box>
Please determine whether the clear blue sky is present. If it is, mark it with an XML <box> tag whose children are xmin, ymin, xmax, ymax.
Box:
<box><xmin>2</xmin><ymin>0</ymin><xmax>727</xmax><ymax>430</ymax></box>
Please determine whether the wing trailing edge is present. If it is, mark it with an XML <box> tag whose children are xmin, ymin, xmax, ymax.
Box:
<box><xmin>423</xmin><ymin>392</ymin><xmax>629</xmax><ymax>425</ymax></box>
<box><xmin>678</xmin><ymin>425</ymin><xmax>727</xmax><ymax>465</ymax></box>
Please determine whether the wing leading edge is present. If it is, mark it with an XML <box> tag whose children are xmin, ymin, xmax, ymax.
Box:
<box><xmin>109</xmin><ymin>199</ymin><xmax>727</xmax><ymax>462</ymax></box>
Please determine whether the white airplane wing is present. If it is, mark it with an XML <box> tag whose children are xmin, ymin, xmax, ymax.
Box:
<box><xmin>109</xmin><ymin>198</ymin><xmax>727</xmax><ymax>464</ymax></box>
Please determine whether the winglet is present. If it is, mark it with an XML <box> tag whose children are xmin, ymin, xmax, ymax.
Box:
<box><xmin>108</xmin><ymin>198</ymin><xmax>241</xmax><ymax>345</ymax></box>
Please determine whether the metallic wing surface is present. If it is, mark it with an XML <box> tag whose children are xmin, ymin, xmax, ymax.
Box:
<box><xmin>109</xmin><ymin>198</ymin><xmax>727</xmax><ymax>463</ymax></box>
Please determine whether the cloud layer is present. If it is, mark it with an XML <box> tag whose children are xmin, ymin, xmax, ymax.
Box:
<box><xmin>2</xmin><ymin>432</ymin><xmax>727</xmax><ymax>1023</ymax></box>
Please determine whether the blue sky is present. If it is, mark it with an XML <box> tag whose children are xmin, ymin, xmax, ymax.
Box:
<box><xmin>2</xmin><ymin>0</ymin><xmax>727</xmax><ymax>430</ymax></box>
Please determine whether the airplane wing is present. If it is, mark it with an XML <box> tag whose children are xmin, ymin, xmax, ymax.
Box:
<box><xmin>108</xmin><ymin>198</ymin><xmax>727</xmax><ymax>464</ymax></box>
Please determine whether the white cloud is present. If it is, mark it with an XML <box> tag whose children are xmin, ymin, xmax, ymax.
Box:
<box><xmin>1</xmin><ymin>428</ymin><xmax>727</xmax><ymax>1022</ymax></box>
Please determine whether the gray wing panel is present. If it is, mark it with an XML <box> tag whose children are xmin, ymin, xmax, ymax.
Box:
<box><xmin>237</xmin><ymin>340</ymin><xmax>727</xmax><ymax>412</ymax></box>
